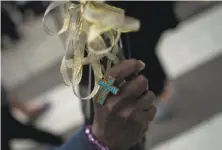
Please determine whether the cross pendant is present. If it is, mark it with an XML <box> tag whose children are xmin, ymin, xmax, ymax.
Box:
<box><xmin>97</xmin><ymin>76</ymin><xmax>119</xmax><ymax>105</ymax></box>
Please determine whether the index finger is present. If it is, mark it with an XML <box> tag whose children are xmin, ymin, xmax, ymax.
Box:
<box><xmin>105</xmin><ymin>59</ymin><xmax>145</xmax><ymax>82</ymax></box>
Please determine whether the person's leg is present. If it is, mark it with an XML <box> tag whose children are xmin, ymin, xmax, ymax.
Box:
<box><xmin>1</xmin><ymin>9</ymin><xmax>20</xmax><ymax>41</ymax></box>
<box><xmin>127</xmin><ymin>2</ymin><xmax>178</xmax><ymax>122</ymax></box>
<box><xmin>2</xmin><ymin>106</ymin><xmax>13</xmax><ymax>150</ymax></box>
<box><xmin>1</xmin><ymin>134</ymin><xmax>11</xmax><ymax>150</ymax></box>
<box><xmin>8</xmin><ymin>26</ymin><xmax>20</xmax><ymax>41</ymax></box>
<box><xmin>9</xmin><ymin>113</ymin><xmax>63</xmax><ymax>146</ymax></box>
<box><xmin>1</xmin><ymin>33</ymin><xmax>6</xmax><ymax>49</ymax></box>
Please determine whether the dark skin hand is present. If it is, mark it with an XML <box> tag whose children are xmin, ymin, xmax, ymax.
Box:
<box><xmin>92</xmin><ymin>59</ymin><xmax>156</xmax><ymax>150</ymax></box>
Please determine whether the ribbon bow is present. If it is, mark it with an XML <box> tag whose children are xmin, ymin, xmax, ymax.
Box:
<box><xmin>42</xmin><ymin>0</ymin><xmax>140</xmax><ymax>100</ymax></box>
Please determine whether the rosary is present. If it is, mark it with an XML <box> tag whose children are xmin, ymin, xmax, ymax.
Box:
<box><xmin>42</xmin><ymin>0</ymin><xmax>140</xmax><ymax>104</ymax></box>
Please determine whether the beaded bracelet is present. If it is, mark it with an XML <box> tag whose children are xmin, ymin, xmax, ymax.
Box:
<box><xmin>85</xmin><ymin>126</ymin><xmax>109</xmax><ymax>150</ymax></box>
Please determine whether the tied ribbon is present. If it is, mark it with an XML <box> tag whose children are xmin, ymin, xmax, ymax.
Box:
<box><xmin>42</xmin><ymin>0</ymin><xmax>140</xmax><ymax>100</ymax></box>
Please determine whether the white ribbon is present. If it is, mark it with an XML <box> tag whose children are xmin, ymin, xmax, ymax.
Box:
<box><xmin>42</xmin><ymin>1</ymin><xmax>140</xmax><ymax>100</ymax></box>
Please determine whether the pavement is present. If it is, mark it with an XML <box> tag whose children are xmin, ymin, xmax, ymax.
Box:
<box><xmin>146</xmin><ymin>54</ymin><xmax>222</xmax><ymax>149</ymax></box>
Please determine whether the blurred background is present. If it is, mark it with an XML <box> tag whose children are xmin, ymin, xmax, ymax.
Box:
<box><xmin>1</xmin><ymin>1</ymin><xmax>222</xmax><ymax>150</ymax></box>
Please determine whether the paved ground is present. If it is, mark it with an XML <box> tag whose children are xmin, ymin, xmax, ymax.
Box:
<box><xmin>146</xmin><ymin>54</ymin><xmax>222</xmax><ymax>148</ymax></box>
<box><xmin>151</xmin><ymin>112</ymin><xmax>222</xmax><ymax>150</ymax></box>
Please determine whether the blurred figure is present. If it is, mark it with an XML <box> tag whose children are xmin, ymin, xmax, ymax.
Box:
<box><xmin>110</xmin><ymin>1</ymin><xmax>178</xmax><ymax>122</ymax></box>
<box><xmin>1</xmin><ymin>85</ymin><xmax>63</xmax><ymax>150</ymax></box>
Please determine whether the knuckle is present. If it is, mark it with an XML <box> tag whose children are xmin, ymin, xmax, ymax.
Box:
<box><xmin>129</xmin><ymin>59</ymin><xmax>138</xmax><ymax>69</ymax></box>
<box><xmin>138</xmin><ymin>75</ymin><xmax>148</xmax><ymax>85</ymax></box>
<box><xmin>146</xmin><ymin>91</ymin><xmax>155</xmax><ymax>105</ymax></box>
<box><xmin>148</xmin><ymin>91</ymin><xmax>155</xmax><ymax>99</ymax></box>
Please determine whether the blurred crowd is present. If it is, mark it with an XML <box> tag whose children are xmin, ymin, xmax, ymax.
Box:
<box><xmin>2</xmin><ymin>1</ymin><xmax>220</xmax><ymax>150</ymax></box>
<box><xmin>1</xmin><ymin>1</ymin><xmax>50</xmax><ymax>49</ymax></box>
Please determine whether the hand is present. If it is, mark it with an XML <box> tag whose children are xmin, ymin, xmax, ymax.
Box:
<box><xmin>9</xmin><ymin>95</ymin><xmax>48</xmax><ymax>117</ymax></box>
<box><xmin>92</xmin><ymin>59</ymin><xmax>156</xmax><ymax>150</ymax></box>
<box><xmin>23</xmin><ymin>103</ymin><xmax>45</xmax><ymax>117</ymax></box>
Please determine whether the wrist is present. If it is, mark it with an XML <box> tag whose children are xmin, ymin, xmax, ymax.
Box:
<box><xmin>92</xmin><ymin>123</ymin><xmax>103</xmax><ymax>141</ymax></box>
<box><xmin>85</xmin><ymin>126</ymin><xmax>109</xmax><ymax>150</ymax></box>
<box><xmin>91</xmin><ymin>124</ymin><xmax>127</xmax><ymax>150</ymax></box>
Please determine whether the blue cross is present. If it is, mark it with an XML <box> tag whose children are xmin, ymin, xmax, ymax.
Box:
<box><xmin>97</xmin><ymin>76</ymin><xmax>119</xmax><ymax>105</ymax></box>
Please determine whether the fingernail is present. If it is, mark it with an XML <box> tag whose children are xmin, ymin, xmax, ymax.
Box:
<box><xmin>138</xmin><ymin>60</ymin><xmax>145</xmax><ymax>71</ymax></box>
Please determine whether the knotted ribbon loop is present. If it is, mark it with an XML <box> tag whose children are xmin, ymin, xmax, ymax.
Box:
<box><xmin>43</xmin><ymin>1</ymin><xmax>140</xmax><ymax>100</ymax></box>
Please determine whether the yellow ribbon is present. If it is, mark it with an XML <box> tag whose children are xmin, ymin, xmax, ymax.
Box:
<box><xmin>42</xmin><ymin>0</ymin><xmax>140</xmax><ymax>100</ymax></box>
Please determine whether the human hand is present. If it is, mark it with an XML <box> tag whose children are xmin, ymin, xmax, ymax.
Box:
<box><xmin>24</xmin><ymin>103</ymin><xmax>49</xmax><ymax>117</ymax></box>
<box><xmin>92</xmin><ymin>59</ymin><xmax>156</xmax><ymax>150</ymax></box>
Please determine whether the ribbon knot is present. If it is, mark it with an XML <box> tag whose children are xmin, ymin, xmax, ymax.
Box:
<box><xmin>42</xmin><ymin>1</ymin><xmax>140</xmax><ymax>100</ymax></box>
